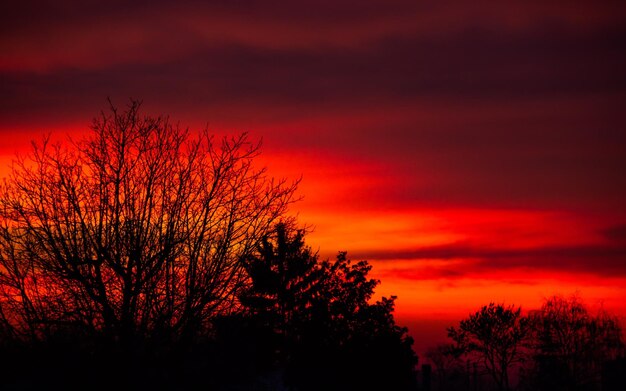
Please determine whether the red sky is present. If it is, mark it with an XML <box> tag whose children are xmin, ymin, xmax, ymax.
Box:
<box><xmin>2</xmin><ymin>1</ymin><xmax>626</xmax><ymax>355</ymax></box>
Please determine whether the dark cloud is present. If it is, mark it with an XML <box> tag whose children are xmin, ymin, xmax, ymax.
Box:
<box><xmin>3</xmin><ymin>23</ymin><xmax>626</xmax><ymax>108</ymax></box>
<box><xmin>359</xmin><ymin>242</ymin><xmax>626</xmax><ymax>278</ymax></box>
<box><xmin>601</xmin><ymin>224</ymin><xmax>626</xmax><ymax>243</ymax></box>
<box><xmin>1</xmin><ymin>1</ymin><xmax>625</xmax><ymax>211</ymax></box>
<box><xmin>3</xmin><ymin>0</ymin><xmax>626</xmax><ymax>126</ymax></box>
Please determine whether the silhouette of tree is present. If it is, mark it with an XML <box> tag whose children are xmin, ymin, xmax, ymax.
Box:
<box><xmin>448</xmin><ymin>303</ymin><xmax>530</xmax><ymax>391</ymax></box>
<box><xmin>240</xmin><ymin>223</ymin><xmax>320</xmax><ymax>346</ymax></box>
<box><xmin>237</xmin><ymin>223</ymin><xmax>418</xmax><ymax>390</ymax></box>
<box><xmin>0</xmin><ymin>100</ymin><xmax>298</xmax><ymax>350</ymax></box>
<box><xmin>526</xmin><ymin>294</ymin><xmax>625</xmax><ymax>390</ymax></box>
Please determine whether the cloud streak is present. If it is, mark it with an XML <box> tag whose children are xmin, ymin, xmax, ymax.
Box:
<box><xmin>361</xmin><ymin>241</ymin><xmax>626</xmax><ymax>276</ymax></box>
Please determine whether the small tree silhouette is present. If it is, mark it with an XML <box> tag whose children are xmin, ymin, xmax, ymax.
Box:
<box><xmin>448</xmin><ymin>303</ymin><xmax>530</xmax><ymax>391</ymax></box>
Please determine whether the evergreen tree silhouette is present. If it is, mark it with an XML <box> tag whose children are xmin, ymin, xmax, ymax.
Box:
<box><xmin>239</xmin><ymin>223</ymin><xmax>418</xmax><ymax>391</ymax></box>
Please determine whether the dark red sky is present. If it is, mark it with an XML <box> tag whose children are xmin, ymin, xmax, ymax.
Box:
<box><xmin>2</xmin><ymin>0</ymin><xmax>626</xmax><ymax>353</ymax></box>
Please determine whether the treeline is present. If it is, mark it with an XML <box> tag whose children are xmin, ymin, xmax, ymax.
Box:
<box><xmin>0</xmin><ymin>102</ymin><xmax>417</xmax><ymax>390</ymax></box>
<box><xmin>0</xmin><ymin>223</ymin><xmax>418</xmax><ymax>390</ymax></box>
<box><xmin>425</xmin><ymin>296</ymin><xmax>625</xmax><ymax>391</ymax></box>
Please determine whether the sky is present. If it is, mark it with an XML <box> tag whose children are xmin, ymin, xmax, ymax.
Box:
<box><xmin>2</xmin><ymin>1</ymin><xmax>626</xmax><ymax>355</ymax></box>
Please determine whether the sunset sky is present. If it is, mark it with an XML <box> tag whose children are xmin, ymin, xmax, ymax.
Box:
<box><xmin>2</xmin><ymin>1</ymin><xmax>626</xmax><ymax>355</ymax></box>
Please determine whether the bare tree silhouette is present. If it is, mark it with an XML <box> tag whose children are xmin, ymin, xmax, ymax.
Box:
<box><xmin>0</xmin><ymin>100</ymin><xmax>298</xmax><ymax>350</ymax></box>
